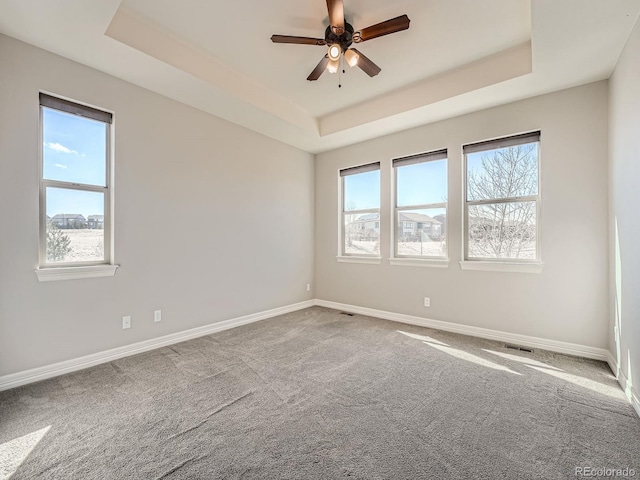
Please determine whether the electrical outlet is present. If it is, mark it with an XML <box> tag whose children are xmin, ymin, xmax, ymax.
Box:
<box><xmin>306</xmin><ymin>283</ymin><xmax>311</xmax><ymax>292</ymax></box>
<box><xmin>154</xmin><ymin>310</ymin><xmax>162</xmax><ymax>323</ymax></box>
<box><xmin>122</xmin><ymin>316</ymin><xmax>131</xmax><ymax>329</ymax></box>
<box><xmin>424</xmin><ymin>297</ymin><xmax>430</xmax><ymax>307</ymax></box>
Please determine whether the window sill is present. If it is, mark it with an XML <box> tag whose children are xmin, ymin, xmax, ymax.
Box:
<box><xmin>35</xmin><ymin>264</ymin><xmax>119</xmax><ymax>282</ymax></box>
<box><xmin>336</xmin><ymin>256</ymin><xmax>382</xmax><ymax>265</ymax></box>
<box><xmin>389</xmin><ymin>258</ymin><xmax>449</xmax><ymax>268</ymax></box>
<box><xmin>459</xmin><ymin>261</ymin><xmax>543</xmax><ymax>273</ymax></box>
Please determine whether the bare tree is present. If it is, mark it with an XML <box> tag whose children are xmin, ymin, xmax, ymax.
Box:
<box><xmin>345</xmin><ymin>200</ymin><xmax>358</xmax><ymax>248</ymax></box>
<box><xmin>467</xmin><ymin>144</ymin><xmax>537</xmax><ymax>258</ymax></box>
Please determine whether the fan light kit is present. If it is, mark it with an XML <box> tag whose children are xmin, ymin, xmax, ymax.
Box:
<box><xmin>344</xmin><ymin>49</ymin><xmax>359</xmax><ymax>67</ymax></box>
<box><xmin>271</xmin><ymin>0</ymin><xmax>410</xmax><ymax>82</ymax></box>
<box><xmin>328</xmin><ymin>44</ymin><xmax>341</xmax><ymax>61</ymax></box>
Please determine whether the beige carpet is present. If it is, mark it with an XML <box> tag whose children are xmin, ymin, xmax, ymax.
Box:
<box><xmin>1</xmin><ymin>306</ymin><xmax>638</xmax><ymax>479</ymax></box>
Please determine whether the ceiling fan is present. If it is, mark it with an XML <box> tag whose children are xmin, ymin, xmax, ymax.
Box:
<box><xmin>271</xmin><ymin>0</ymin><xmax>410</xmax><ymax>81</ymax></box>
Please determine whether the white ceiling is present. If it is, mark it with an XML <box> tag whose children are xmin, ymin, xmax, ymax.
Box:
<box><xmin>0</xmin><ymin>0</ymin><xmax>638</xmax><ymax>153</ymax></box>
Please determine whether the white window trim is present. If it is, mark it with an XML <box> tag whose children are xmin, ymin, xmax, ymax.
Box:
<box><xmin>35</xmin><ymin>264</ymin><xmax>119</xmax><ymax>282</ymax></box>
<box><xmin>389</xmin><ymin>258</ymin><xmax>449</xmax><ymax>268</ymax></box>
<box><xmin>37</xmin><ymin>92</ymin><xmax>118</xmax><ymax>280</ymax></box>
<box><xmin>338</xmin><ymin>163</ymin><xmax>381</xmax><ymax>259</ymax></box>
<box><xmin>459</xmin><ymin>261</ymin><xmax>543</xmax><ymax>273</ymax></box>
<box><xmin>336</xmin><ymin>256</ymin><xmax>382</xmax><ymax>265</ymax></box>
<box><xmin>390</xmin><ymin>150</ymin><xmax>449</xmax><ymax>264</ymax></box>
<box><xmin>462</xmin><ymin>131</ymin><xmax>541</xmax><ymax>266</ymax></box>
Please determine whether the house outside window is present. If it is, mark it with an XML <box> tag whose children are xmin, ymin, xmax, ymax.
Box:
<box><xmin>340</xmin><ymin>163</ymin><xmax>380</xmax><ymax>256</ymax></box>
<box><xmin>463</xmin><ymin>131</ymin><xmax>541</xmax><ymax>262</ymax></box>
<box><xmin>39</xmin><ymin>93</ymin><xmax>113</xmax><ymax>268</ymax></box>
<box><xmin>393</xmin><ymin>149</ymin><xmax>447</xmax><ymax>259</ymax></box>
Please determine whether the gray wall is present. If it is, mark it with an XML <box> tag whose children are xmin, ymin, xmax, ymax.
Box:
<box><xmin>0</xmin><ymin>35</ymin><xmax>314</xmax><ymax>376</ymax></box>
<box><xmin>609</xmin><ymin>17</ymin><xmax>640</xmax><ymax>400</ymax></box>
<box><xmin>315</xmin><ymin>82</ymin><xmax>610</xmax><ymax>348</ymax></box>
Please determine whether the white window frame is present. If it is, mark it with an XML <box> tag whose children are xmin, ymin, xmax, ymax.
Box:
<box><xmin>36</xmin><ymin>93</ymin><xmax>117</xmax><ymax>281</ymax></box>
<box><xmin>461</xmin><ymin>131</ymin><xmax>542</xmax><ymax>272</ymax></box>
<box><xmin>338</xmin><ymin>162</ymin><xmax>381</xmax><ymax>263</ymax></box>
<box><xmin>390</xmin><ymin>149</ymin><xmax>449</xmax><ymax>267</ymax></box>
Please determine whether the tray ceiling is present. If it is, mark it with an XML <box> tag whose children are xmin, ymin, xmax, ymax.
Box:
<box><xmin>0</xmin><ymin>0</ymin><xmax>638</xmax><ymax>153</ymax></box>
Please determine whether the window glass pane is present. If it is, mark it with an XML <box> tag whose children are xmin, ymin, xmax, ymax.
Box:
<box><xmin>344</xmin><ymin>170</ymin><xmax>380</xmax><ymax>211</ymax></box>
<box><xmin>344</xmin><ymin>212</ymin><xmax>380</xmax><ymax>255</ymax></box>
<box><xmin>467</xmin><ymin>201</ymin><xmax>536</xmax><ymax>259</ymax></box>
<box><xmin>397</xmin><ymin>208</ymin><xmax>446</xmax><ymax>257</ymax></box>
<box><xmin>42</xmin><ymin>107</ymin><xmax>107</xmax><ymax>186</ymax></box>
<box><xmin>466</xmin><ymin>143</ymin><xmax>538</xmax><ymax>202</ymax></box>
<box><xmin>397</xmin><ymin>159</ymin><xmax>447</xmax><ymax>207</ymax></box>
<box><xmin>46</xmin><ymin>187</ymin><xmax>105</xmax><ymax>263</ymax></box>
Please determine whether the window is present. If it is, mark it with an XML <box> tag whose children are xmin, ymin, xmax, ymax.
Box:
<box><xmin>463</xmin><ymin>132</ymin><xmax>540</xmax><ymax>262</ymax></box>
<box><xmin>340</xmin><ymin>163</ymin><xmax>380</xmax><ymax>257</ymax></box>
<box><xmin>39</xmin><ymin>93</ymin><xmax>112</xmax><ymax>268</ymax></box>
<box><xmin>393</xmin><ymin>150</ymin><xmax>448</xmax><ymax>259</ymax></box>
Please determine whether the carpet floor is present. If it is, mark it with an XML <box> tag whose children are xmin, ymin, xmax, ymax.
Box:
<box><xmin>1</xmin><ymin>306</ymin><xmax>639</xmax><ymax>479</ymax></box>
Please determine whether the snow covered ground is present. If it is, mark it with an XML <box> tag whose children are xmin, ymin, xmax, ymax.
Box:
<box><xmin>50</xmin><ymin>229</ymin><xmax>104</xmax><ymax>263</ymax></box>
<box><xmin>397</xmin><ymin>241</ymin><xmax>446</xmax><ymax>257</ymax></box>
<box><xmin>345</xmin><ymin>239</ymin><xmax>534</xmax><ymax>259</ymax></box>
<box><xmin>345</xmin><ymin>240</ymin><xmax>447</xmax><ymax>257</ymax></box>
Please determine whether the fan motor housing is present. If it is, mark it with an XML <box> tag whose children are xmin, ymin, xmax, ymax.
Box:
<box><xmin>325</xmin><ymin>22</ymin><xmax>354</xmax><ymax>52</ymax></box>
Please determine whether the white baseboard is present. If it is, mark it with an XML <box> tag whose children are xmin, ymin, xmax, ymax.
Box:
<box><xmin>314</xmin><ymin>299</ymin><xmax>610</xmax><ymax>361</ymax></box>
<box><xmin>0</xmin><ymin>300</ymin><xmax>315</xmax><ymax>392</ymax></box>
<box><xmin>3</xmin><ymin>297</ymin><xmax>638</xmax><ymax>422</ymax></box>
<box><xmin>633</xmin><ymin>391</ymin><xmax>640</xmax><ymax>419</ymax></box>
<box><xmin>606</xmin><ymin>351</ymin><xmax>619</xmax><ymax>377</ymax></box>
<box><xmin>605</xmin><ymin>352</ymin><xmax>640</xmax><ymax>419</ymax></box>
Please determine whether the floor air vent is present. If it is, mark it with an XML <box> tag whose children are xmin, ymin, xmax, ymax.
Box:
<box><xmin>340</xmin><ymin>312</ymin><xmax>355</xmax><ymax>316</ymax></box>
<box><xmin>505</xmin><ymin>344</ymin><xmax>534</xmax><ymax>353</ymax></box>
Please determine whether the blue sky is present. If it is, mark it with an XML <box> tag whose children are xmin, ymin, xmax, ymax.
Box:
<box><xmin>344</xmin><ymin>170</ymin><xmax>380</xmax><ymax>210</ymax></box>
<box><xmin>343</xmin><ymin>160</ymin><xmax>448</xmax><ymax>211</ymax></box>
<box><xmin>46</xmin><ymin>187</ymin><xmax>104</xmax><ymax>219</ymax></box>
<box><xmin>397</xmin><ymin>159</ymin><xmax>447</xmax><ymax>206</ymax></box>
<box><xmin>43</xmin><ymin>108</ymin><xmax>106</xmax><ymax>218</ymax></box>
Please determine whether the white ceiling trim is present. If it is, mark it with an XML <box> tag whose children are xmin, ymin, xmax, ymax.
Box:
<box><xmin>0</xmin><ymin>0</ymin><xmax>639</xmax><ymax>154</ymax></box>
<box><xmin>106</xmin><ymin>6</ymin><xmax>318</xmax><ymax>134</ymax></box>
<box><xmin>107</xmin><ymin>5</ymin><xmax>533</xmax><ymax>141</ymax></box>
<box><xmin>320</xmin><ymin>42</ymin><xmax>532</xmax><ymax>136</ymax></box>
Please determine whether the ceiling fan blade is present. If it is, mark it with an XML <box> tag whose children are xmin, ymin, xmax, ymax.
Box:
<box><xmin>307</xmin><ymin>55</ymin><xmax>330</xmax><ymax>81</ymax></box>
<box><xmin>271</xmin><ymin>35</ymin><xmax>326</xmax><ymax>46</ymax></box>
<box><xmin>350</xmin><ymin>49</ymin><xmax>381</xmax><ymax>77</ymax></box>
<box><xmin>353</xmin><ymin>14</ymin><xmax>410</xmax><ymax>43</ymax></box>
<box><xmin>326</xmin><ymin>0</ymin><xmax>345</xmax><ymax>34</ymax></box>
